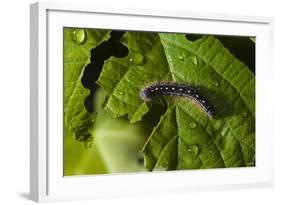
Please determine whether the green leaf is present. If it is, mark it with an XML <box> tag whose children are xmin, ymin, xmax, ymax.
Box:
<box><xmin>64</xmin><ymin>28</ymin><xmax>110</xmax><ymax>144</ymax></box>
<box><xmin>98</xmin><ymin>32</ymin><xmax>255</xmax><ymax>170</ymax></box>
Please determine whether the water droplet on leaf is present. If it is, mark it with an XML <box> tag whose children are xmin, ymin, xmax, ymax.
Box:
<box><xmin>191</xmin><ymin>56</ymin><xmax>199</xmax><ymax>66</ymax></box>
<box><xmin>189</xmin><ymin>122</ymin><xmax>197</xmax><ymax>129</ymax></box>
<box><xmin>130</xmin><ymin>52</ymin><xmax>144</xmax><ymax>65</ymax></box>
<box><xmin>190</xmin><ymin>145</ymin><xmax>199</xmax><ymax>156</ymax></box>
<box><xmin>72</xmin><ymin>28</ymin><xmax>86</xmax><ymax>44</ymax></box>
<box><xmin>178</xmin><ymin>55</ymin><xmax>184</xmax><ymax>60</ymax></box>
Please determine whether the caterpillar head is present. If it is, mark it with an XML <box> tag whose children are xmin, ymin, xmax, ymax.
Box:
<box><xmin>140</xmin><ymin>88</ymin><xmax>153</xmax><ymax>101</ymax></box>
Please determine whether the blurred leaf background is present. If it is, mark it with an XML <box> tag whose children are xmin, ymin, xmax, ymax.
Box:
<box><xmin>64</xmin><ymin>88</ymin><xmax>148</xmax><ymax>175</ymax></box>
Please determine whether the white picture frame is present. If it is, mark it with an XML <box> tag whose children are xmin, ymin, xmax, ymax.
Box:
<box><xmin>30</xmin><ymin>1</ymin><xmax>274</xmax><ymax>202</ymax></box>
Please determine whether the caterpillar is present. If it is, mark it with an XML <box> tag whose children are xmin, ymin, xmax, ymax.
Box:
<box><xmin>140</xmin><ymin>82</ymin><xmax>216</xmax><ymax>118</ymax></box>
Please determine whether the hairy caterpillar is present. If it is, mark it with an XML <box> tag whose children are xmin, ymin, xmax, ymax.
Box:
<box><xmin>140</xmin><ymin>82</ymin><xmax>215</xmax><ymax>118</ymax></box>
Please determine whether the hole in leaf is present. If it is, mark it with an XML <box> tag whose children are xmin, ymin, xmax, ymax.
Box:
<box><xmin>185</xmin><ymin>34</ymin><xmax>204</xmax><ymax>41</ymax></box>
<box><xmin>81</xmin><ymin>31</ymin><xmax>129</xmax><ymax>113</ymax></box>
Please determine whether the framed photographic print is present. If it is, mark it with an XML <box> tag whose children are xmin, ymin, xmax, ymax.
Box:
<box><xmin>30</xmin><ymin>2</ymin><xmax>274</xmax><ymax>202</ymax></box>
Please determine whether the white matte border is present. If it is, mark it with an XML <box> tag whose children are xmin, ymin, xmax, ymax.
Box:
<box><xmin>30</xmin><ymin>2</ymin><xmax>274</xmax><ymax>202</ymax></box>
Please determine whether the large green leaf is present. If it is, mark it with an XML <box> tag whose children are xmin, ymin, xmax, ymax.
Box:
<box><xmin>98</xmin><ymin>32</ymin><xmax>255</xmax><ymax>170</ymax></box>
<box><xmin>64</xmin><ymin>28</ymin><xmax>110</xmax><ymax>145</ymax></box>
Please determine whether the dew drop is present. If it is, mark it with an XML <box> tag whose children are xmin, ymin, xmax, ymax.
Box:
<box><xmin>191</xmin><ymin>56</ymin><xmax>199</xmax><ymax>66</ymax></box>
<box><xmin>190</xmin><ymin>145</ymin><xmax>199</xmax><ymax>156</ymax></box>
<box><xmin>178</xmin><ymin>55</ymin><xmax>184</xmax><ymax>61</ymax></box>
<box><xmin>130</xmin><ymin>52</ymin><xmax>144</xmax><ymax>65</ymax></box>
<box><xmin>189</xmin><ymin>122</ymin><xmax>197</xmax><ymax>129</ymax></box>
<box><xmin>72</xmin><ymin>28</ymin><xmax>86</xmax><ymax>44</ymax></box>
